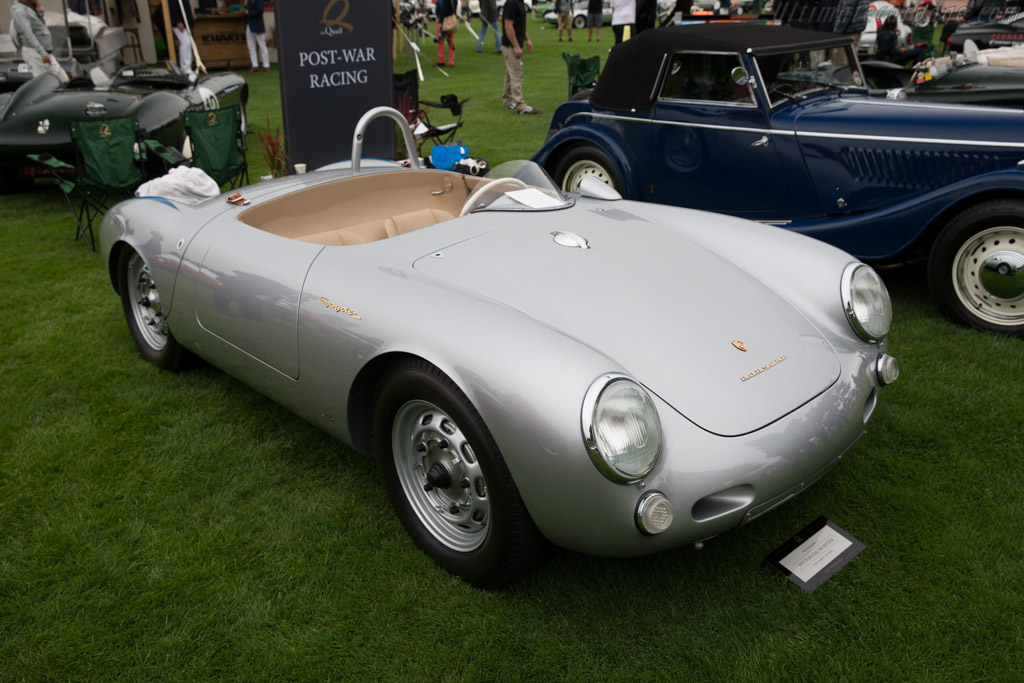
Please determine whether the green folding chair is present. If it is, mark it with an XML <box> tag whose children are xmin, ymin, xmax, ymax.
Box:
<box><xmin>28</xmin><ymin>116</ymin><xmax>148</xmax><ymax>251</ymax></box>
<box><xmin>183</xmin><ymin>105</ymin><xmax>248</xmax><ymax>189</ymax></box>
<box><xmin>562</xmin><ymin>52</ymin><xmax>601</xmax><ymax>98</ymax></box>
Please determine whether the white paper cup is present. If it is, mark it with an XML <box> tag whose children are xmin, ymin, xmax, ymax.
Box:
<box><xmin>294</xmin><ymin>163</ymin><xmax>307</xmax><ymax>174</ymax></box>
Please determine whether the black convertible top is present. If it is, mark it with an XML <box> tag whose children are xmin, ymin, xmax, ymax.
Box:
<box><xmin>589</xmin><ymin>24</ymin><xmax>852</xmax><ymax>112</ymax></box>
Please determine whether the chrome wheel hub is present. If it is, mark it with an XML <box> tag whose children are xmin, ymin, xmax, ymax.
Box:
<box><xmin>953</xmin><ymin>226</ymin><xmax>1024</xmax><ymax>326</ymax></box>
<box><xmin>561</xmin><ymin>159</ymin><xmax>613</xmax><ymax>193</ymax></box>
<box><xmin>392</xmin><ymin>400</ymin><xmax>489</xmax><ymax>551</ymax></box>
<box><xmin>126</xmin><ymin>253</ymin><xmax>168</xmax><ymax>350</ymax></box>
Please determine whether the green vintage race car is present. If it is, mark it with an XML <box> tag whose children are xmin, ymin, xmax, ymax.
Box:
<box><xmin>0</xmin><ymin>66</ymin><xmax>247</xmax><ymax>192</ymax></box>
<box><xmin>861</xmin><ymin>56</ymin><xmax>1024</xmax><ymax>108</ymax></box>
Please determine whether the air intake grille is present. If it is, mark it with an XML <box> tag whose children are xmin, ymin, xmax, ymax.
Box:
<box><xmin>840</xmin><ymin>148</ymin><xmax>1001</xmax><ymax>189</ymax></box>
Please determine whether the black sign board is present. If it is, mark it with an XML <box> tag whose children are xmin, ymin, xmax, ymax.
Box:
<box><xmin>274</xmin><ymin>0</ymin><xmax>394</xmax><ymax>171</ymax></box>
<box><xmin>766</xmin><ymin>517</ymin><xmax>865</xmax><ymax>594</ymax></box>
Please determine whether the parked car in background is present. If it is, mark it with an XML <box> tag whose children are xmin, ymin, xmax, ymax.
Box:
<box><xmin>862</xmin><ymin>51</ymin><xmax>1024</xmax><ymax>107</ymax></box>
<box><xmin>97</xmin><ymin>107</ymin><xmax>898</xmax><ymax>587</ymax></box>
<box><xmin>533</xmin><ymin>24</ymin><xmax>1024</xmax><ymax>335</ymax></box>
<box><xmin>947</xmin><ymin>11</ymin><xmax>1024</xmax><ymax>52</ymax></box>
<box><xmin>859</xmin><ymin>1</ymin><xmax>912</xmax><ymax>56</ymax></box>
<box><xmin>544</xmin><ymin>0</ymin><xmax>612</xmax><ymax>29</ymax></box>
<box><xmin>0</xmin><ymin>67</ymin><xmax>247</xmax><ymax>192</ymax></box>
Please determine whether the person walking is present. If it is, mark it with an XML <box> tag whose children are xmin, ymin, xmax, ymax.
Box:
<box><xmin>436</xmin><ymin>0</ymin><xmax>456</xmax><ymax>67</ymax></box>
<box><xmin>556</xmin><ymin>0</ymin><xmax>573</xmax><ymax>42</ymax></box>
<box><xmin>501</xmin><ymin>0</ymin><xmax>539</xmax><ymax>114</ymax></box>
<box><xmin>10</xmin><ymin>0</ymin><xmax>69</xmax><ymax>83</ymax></box>
<box><xmin>587</xmin><ymin>0</ymin><xmax>602</xmax><ymax>41</ymax></box>
<box><xmin>611</xmin><ymin>0</ymin><xmax>635</xmax><ymax>44</ymax></box>
<box><xmin>476</xmin><ymin>0</ymin><xmax>502</xmax><ymax>53</ymax></box>
<box><xmin>169</xmin><ymin>0</ymin><xmax>196</xmax><ymax>75</ymax></box>
<box><xmin>243</xmin><ymin>0</ymin><xmax>270</xmax><ymax>72</ymax></box>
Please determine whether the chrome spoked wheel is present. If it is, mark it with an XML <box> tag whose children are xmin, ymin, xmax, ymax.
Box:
<box><xmin>125</xmin><ymin>251</ymin><xmax>168</xmax><ymax>351</ymax></box>
<box><xmin>391</xmin><ymin>399</ymin><xmax>489</xmax><ymax>552</ymax></box>
<box><xmin>951</xmin><ymin>226</ymin><xmax>1024</xmax><ymax>327</ymax></box>
<box><xmin>560</xmin><ymin>158</ymin><xmax>614</xmax><ymax>193</ymax></box>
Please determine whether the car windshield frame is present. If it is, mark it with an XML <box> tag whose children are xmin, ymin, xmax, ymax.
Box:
<box><xmin>753</xmin><ymin>44</ymin><xmax>864</xmax><ymax>108</ymax></box>
<box><xmin>464</xmin><ymin>160</ymin><xmax>575</xmax><ymax>214</ymax></box>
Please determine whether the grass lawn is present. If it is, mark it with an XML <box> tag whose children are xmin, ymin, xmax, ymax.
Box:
<box><xmin>2</xmin><ymin>16</ymin><xmax>1023</xmax><ymax>680</ymax></box>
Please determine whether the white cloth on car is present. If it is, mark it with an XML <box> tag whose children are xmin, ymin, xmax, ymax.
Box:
<box><xmin>135</xmin><ymin>166</ymin><xmax>220</xmax><ymax>205</ymax></box>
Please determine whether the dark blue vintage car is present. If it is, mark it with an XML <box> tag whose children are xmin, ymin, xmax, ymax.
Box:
<box><xmin>533</xmin><ymin>24</ymin><xmax>1024</xmax><ymax>336</ymax></box>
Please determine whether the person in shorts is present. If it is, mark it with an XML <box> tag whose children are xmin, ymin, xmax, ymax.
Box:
<box><xmin>587</xmin><ymin>0</ymin><xmax>603</xmax><ymax>41</ymax></box>
<box><xmin>556</xmin><ymin>0</ymin><xmax>573</xmax><ymax>42</ymax></box>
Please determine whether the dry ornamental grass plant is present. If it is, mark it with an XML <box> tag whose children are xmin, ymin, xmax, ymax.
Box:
<box><xmin>257</xmin><ymin>115</ymin><xmax>289</xmax><ymax>177</ymax></box>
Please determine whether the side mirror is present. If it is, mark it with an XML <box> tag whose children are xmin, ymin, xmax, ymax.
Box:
<box><xmin>731</xmin><ymin>66</ymin><xmax>750</xmax><ymax>87</ymax></box>
<box><xmin>579</xmin><ymin>175</ymin><xmax>622</xmax><ymax>201</ymax></box>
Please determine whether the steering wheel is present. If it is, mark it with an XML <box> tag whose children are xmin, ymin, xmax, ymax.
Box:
<box><xmin>459</xmin><ymin>178</ymin><xmax>529</xmax><ymax>217</ymax></box>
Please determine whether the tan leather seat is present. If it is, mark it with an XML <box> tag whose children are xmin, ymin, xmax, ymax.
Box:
<box><xmin>385</xmin><ymin>208</ymin><xmax>455</xmax><ymax>237</ymax></box>
<box><xmin>296</xmin><ymin>218</ymin><xmax>395</xmax><ymax>246</ymax></box>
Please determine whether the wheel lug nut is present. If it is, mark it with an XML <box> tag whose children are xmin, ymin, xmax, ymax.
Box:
<box><xmin>423</xmin><ymin>483</ymin><xmax>433</xmax><ymax>492</ymax></box>
<box><xmin>438</xmin><ymin>439</ymin><xmax>449</xmax><ymax>450</ymax></box>
<box><xmin>415</xmin><ymin>442</ymin><xmax>427</xmax><ymax>453</ymax></box>
<box><xmin>460</xmin><ymin>478</ymin><xmax>470</xmax><ymax>489</ymax></box>
<box><xmin>448</xmin><ymin>503</ymin><xmax>459</xmax><ymax>515</ymax></box>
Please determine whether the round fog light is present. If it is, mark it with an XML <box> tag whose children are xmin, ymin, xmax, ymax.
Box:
<box><xmin>636</xmin><ymin>491</ymin><xmax>673</xmax><ymax>535</ymax></box>
<box><xmin>876</xmin><ymin>353</ymin><xmax>900</xmax><ymax>386</ymax></box>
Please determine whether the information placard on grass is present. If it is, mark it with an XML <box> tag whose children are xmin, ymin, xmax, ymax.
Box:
<box><xmin>274</xmin><ymin>0</ymin><xmax>394</xmax><ymax>172</ymax></box>
<box><xmin>766</xmin><ymin>517</ymin><xmax>865</xmax><ymax>593</ymax></box>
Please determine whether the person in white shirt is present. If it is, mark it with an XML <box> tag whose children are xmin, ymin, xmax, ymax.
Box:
<box><xmin>10</xmin><ymin>0</ymin><xmax>69</xmax><ymax>83</ymax></box>
<box><xmin>611</xmin><ymin>0</ymin><xmax>636</xmax><ymax>44</ymax></box>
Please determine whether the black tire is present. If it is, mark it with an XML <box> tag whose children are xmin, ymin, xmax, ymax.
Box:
<box><xmin>371</xmin><ymin>358</ymin><xmax>546</xmax><ymax>588</ymax></box>
<box><xmin>927</xmin><ymin>199</ymin><xmax>1024</xmax><ymax>336</ymax></box>
<box><xmin>118</xmin><ymin>247</ymin><xmax>190</xmax><ymax>370</ymax></box>
<box><xmin>573</xmin><ymin>14</ymin><xmax>586</xmax><ymax>29</ymax></box>
<box><xmin>551</xmin><ymin>144</ymin><xmax>624</xmax><ymax>195</ymax></box>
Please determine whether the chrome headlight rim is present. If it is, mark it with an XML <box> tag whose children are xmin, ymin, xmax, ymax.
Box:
<box><xmin>841</xmin><ymin>262</ymin><xmax>892</xmax><ymax>343</ymax></box>
<box><xmin>582</xmin><ymin>373</ymin><xmax>663</xmax><ymax>484</ymax></box>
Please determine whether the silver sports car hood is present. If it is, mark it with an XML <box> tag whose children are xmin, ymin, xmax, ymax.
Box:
<box><xmin>413</xmin><ymin>209</ymin><xmax>841</xmax><ymax>436</ymax></box>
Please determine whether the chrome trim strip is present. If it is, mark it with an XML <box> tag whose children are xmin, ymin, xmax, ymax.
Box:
<box><xmin>565</xmin><ymin>111</ymin><xmax>1024</xmax><ymax>149</ymax></box>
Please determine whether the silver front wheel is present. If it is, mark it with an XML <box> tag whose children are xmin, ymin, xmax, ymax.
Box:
<box><xmin>392</xmin><ymin>400</ymin><xmax>489</xmax><ymax>552</ymax></box>
<box><xmin>951</xmin><ymin>226</ymin><xmax>1024</xmax><ymax>327</ymax></box>
<box><xmin>372</xmin><ymin>359</ymin><xmax>546</xmax><ymax>587</ymax></box>
<box><xmin>929</xmin><ymin>200</ymin><xmax>1024</xmax><ymax>336</ymax></box>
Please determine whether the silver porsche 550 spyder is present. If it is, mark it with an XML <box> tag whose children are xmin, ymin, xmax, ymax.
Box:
<box><xmin>98</xmin><ymin>108</ymin><xmax>899</xmax><ymax>588</ymax></box>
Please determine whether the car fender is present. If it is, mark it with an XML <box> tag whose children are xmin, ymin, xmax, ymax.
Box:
<box><xmin>786</xmin><ymin>168</ymin><xmax>1024</xmax><ymax>260</ymax></box>
<box><xmin>533</xmin><ymin>122</ymin><xmax>643</xmax><ymax>199</ymax></box>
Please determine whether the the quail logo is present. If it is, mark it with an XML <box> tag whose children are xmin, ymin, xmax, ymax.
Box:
<box><xmin>321</xmin><ymin>0</ymin><xmax>353</xmax><ymax>36</ymax></box>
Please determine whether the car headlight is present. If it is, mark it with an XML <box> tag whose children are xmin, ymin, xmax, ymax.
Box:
<box><xmin>582</xmin><ymin>375</ymin><xmax>663</xmax><ymax>484</ymax></box>
<box><xmin>841</xmin><ymin>263</ymin><xmax>892</xmax><ymax>342</ymax></box>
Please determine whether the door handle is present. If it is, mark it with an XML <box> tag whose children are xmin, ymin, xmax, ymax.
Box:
<box><xmin>751</xmin><ymin>135</ymin><xmax>770</xmax><ymax>148</ymax></box>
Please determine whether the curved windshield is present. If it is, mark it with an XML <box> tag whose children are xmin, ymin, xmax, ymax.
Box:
<box><xmin>463</xmin><ymin>160</ymin><xmax>573</xmax><ymax>214</ymax></box>
<box><xmin>756</xmin><ymin>45</ymin><xmax>863</xmax><ymax>107</ymax></box>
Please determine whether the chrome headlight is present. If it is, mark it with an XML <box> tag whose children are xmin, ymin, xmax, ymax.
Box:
<box><xmin>841</xmin><ymin>263</ymin><xmax>892</xmax><ymax>342</ymax></box>
<box><xmin>582</xmin><ymin>375</ymin><xmax>663</xmax><ymax>484</ymax></box>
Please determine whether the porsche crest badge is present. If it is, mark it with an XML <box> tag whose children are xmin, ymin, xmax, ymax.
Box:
<box><xmin>732</xmin><ymin>340</ymin><xmax>747</xmax><ymax>352</ymax></box>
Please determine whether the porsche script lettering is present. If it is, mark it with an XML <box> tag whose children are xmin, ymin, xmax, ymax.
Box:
<box><xmin>740</xmin><ymin>354</ymin><xmax>787</xmax><ymax>382</ymax></box>
<box><xmin>317</xmin><ymin>296</ymin><xmax>361</xmax><ymax>319</ymax></box>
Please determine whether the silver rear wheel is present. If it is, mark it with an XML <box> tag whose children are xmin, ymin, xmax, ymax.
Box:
<box><xmin>560</xmin><ymin>158</ymin><xmax>614</xmax><ymax>193</ymax></box>
<box><xmin>124</xmin><ymin>251</ymin><xmax>168</xmax><ymax>352</ymax></box>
